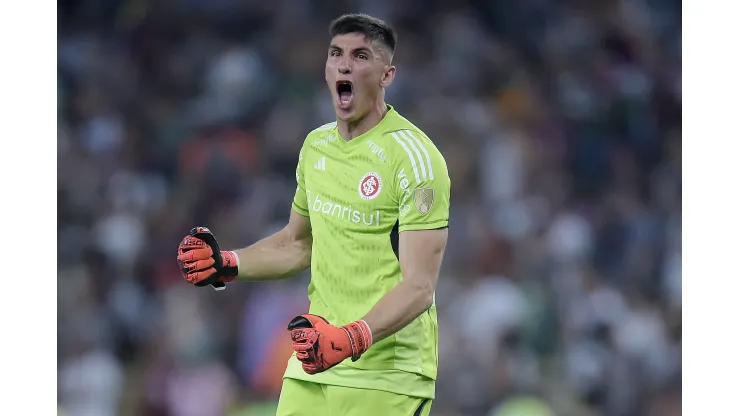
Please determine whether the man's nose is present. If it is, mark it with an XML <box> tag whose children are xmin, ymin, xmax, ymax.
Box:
<box><xmin>338</xmin><ymin>58</ymin><xmax>351</xmax><ymax>74</ymax></box>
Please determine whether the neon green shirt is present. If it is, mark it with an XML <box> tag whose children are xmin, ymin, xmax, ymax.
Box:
<box><xmin>284</xmin><ymin>105</ymin><xmax>450</xmax><ymax>399</ymax></box>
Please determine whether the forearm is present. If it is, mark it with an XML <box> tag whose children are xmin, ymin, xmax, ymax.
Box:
<box><xmin>361</xmin><ymin>280</ymin><xmax>434</xmax><ymax>342</ymax></box>
<box><xmin>233</xmin><ymin>229</ymin><xmax>311</xmax><ymax>281</ymax></box>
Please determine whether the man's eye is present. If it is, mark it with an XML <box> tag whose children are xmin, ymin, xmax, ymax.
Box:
<box><xmin>357</xmin><ymin>54</ymin><xmax>368</xmax><ymax>60</ymax></box>
<box><xmin>331</xmin><ymin>50</ymin><xmax>341</xmax><ymax>57</ymax></box>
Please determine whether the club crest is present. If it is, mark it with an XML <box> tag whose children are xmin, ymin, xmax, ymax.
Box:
<box><xmin>359</xmin><ymin>172</ymin><xmax>383</xmax><ymax>200</ymax></box>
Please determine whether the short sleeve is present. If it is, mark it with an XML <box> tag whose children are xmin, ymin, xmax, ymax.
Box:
<box><xmin>292</xmin><ymin>148</ymin><xmax>310</xmax><ymax>217</ymax></box>
<box><xmin>389</xmin><ymin>130</ymin><xmax>450</xmax><ymax>232</ymax></box>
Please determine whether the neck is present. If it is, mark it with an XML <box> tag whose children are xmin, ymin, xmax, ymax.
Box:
<box><xmin>338</xmin><ymin>97</ymin><xmax>388</xmax><ymax>142</ymax></box>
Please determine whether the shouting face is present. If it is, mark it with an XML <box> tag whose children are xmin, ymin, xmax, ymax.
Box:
<box><xmin>325</xmin><ymin>33</ymin><xmax>395</xmax><ymax>123</ymax></box>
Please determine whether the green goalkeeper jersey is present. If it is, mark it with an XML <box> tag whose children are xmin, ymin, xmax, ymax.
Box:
<box><xmin>283</xmin><ymin>105</ymin><xmax>450</xmax><ymax>399</ymax></box>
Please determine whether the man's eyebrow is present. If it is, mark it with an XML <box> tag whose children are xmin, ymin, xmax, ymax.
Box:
<box><xmin>328</xmin><ymin>44</ymin><xmax>375</xmax><ymax>55</ymax></box>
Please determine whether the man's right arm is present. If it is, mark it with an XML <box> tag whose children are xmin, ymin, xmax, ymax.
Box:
<box><xmin>234</xmin><ymin>144</ymin><xmax>312</xmax><ymax>281</ymax></box>
<box><xmin>232</xmin><ymin>209</ymin><xmax>312</xmax><ymax>281</ymax></box>
<box><xmin>178</xmin><ymin>145</ymin><xmax>312</xmax><ymax>285</ymax></box>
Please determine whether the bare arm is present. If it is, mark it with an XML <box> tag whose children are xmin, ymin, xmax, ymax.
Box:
<box><xmin>361</xmin><ymin>228</ymin><xmax>448</xmax><ymax>342</ymax></box>
<box><xmin>233</xmin><ymin>209</ymin><xmax>312</xmax><ymax>281</ymax></box>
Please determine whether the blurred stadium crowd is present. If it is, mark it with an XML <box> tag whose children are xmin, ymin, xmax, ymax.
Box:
<box><xmin>57</xmin><ymin>0</ymin><xmax>681</xmax><ymax>415</ymax></box>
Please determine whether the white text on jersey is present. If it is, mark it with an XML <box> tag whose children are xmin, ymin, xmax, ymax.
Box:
<box><xmin>397</xmin><ymin>168</ymin><xmax>412</xmax><ymax>216</ymax></box>
<box><xmin>307</xmin><ymin>190</ymin><xmax>381</xmax><ymax>227</ymax></box>
<box><xmin>313</xmin><ymin>133</ymin><xmax>337</xmax><ymax>147</ymax></box>
<box><xmin>368</xmin><ymin>140</ymin><xmax>387</xmax><ymax>163</ymax></box>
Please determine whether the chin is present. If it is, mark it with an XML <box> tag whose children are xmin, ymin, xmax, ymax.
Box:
<box><xmin>334</xmin><ymin>106</ymin><xmax>359</xmax><ymax>122</ymax></box>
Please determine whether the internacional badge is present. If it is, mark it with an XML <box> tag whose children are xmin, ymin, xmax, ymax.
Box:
<box><xmin>413</xmin><ymin>188</ymin><xmax>435</xmax><ymax>215</ymax></box>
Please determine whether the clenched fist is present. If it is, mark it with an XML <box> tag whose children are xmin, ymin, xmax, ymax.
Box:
<box><xmin>177</xmin><ymin>227</ymin><xmax>238</xmax><ymax>288</ymax></box>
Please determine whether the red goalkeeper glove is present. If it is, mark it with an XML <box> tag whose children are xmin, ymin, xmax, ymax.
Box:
<box><xmin>177</xmin><ymin>227</ymin><xmax>238</xmax><ymax>288</ymax></box>
<box><xmin>287</xmin><ymin>314</ymin><xmax>373</xmax><ymax>375</ymax></box>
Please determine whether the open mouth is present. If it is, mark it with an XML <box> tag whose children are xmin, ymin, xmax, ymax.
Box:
<box><xmin>336</xmin><ymin>81</ymin><xmax>353</xmax><ymax>109</ymax></box>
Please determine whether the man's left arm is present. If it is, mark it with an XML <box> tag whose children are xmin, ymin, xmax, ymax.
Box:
<box><xmin>361</xmin><ymin>227</ymin><xmax>447</xmax><ymax>341</ymax></box>
<box><xmin>362</xmin><ymin>131</ymin><xmax>451</xmax><ymax>341</ymax></box>
<box><xmin>288</xmin><ymin>229</ymin><xmax>448</xmax><ymax>374</ymax></box>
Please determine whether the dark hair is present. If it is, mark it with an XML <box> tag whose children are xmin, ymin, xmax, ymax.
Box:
<box><xmin>329</xmin><ymin>13</ymin><xmax>398</xmax><ymax>57</ymax></box>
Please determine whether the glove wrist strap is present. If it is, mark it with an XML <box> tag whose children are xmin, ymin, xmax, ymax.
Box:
<box><xmin>218</xmin><ymin>251</ymin><xmax>239</xmax><ymax>282</ymax></box>
<box><xmin>344</xmin><ymin>320</ymin><xmax>374</xmax><ymax>361</ymax></box>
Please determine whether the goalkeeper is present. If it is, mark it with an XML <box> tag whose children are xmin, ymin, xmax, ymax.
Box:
<box><xmin>177</xmin><ymin>13</ymin><xmax>449</xmax><ymax>416</ymax></box>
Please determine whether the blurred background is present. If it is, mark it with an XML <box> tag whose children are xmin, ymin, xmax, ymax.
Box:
<box><xmin>57</xmin><ymin>0</ymin><xmax>681</xmax><ymax>415</ymax></box>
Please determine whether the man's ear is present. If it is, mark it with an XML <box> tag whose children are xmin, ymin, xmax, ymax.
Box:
<box><xmin>380</xmin><ymin>66</ymin><xmax>396</xmax><ymax>88</ymax></box>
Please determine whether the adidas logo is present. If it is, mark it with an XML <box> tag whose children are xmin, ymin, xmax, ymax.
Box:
<box><xmin>314</xmin><ymin>156</ymin><xmax>326</xmax><ymax>171</ymax></box>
